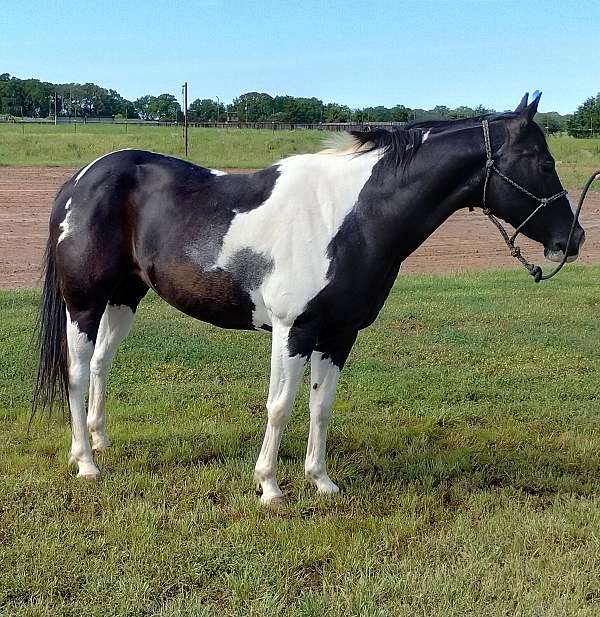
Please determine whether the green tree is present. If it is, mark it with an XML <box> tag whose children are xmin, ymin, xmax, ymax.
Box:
<box><xmin>535</xmin><ymin>111</ymin><xmax>569</xmax><ymax>134</ymax></box>
<box><xmin>473</xmin><ymin>104</ymin><xmax>494</xmax><ymax>116</ymax></box>
<box><xmin>146</xmin><ymin>94</ymin><xmax>180</xmax><ymax>121</ymax></box>
<box><xmin>431</xmin><ymin>105</ymin><xmax>451</xmax><ymax>120</ymax></box>
<box><xmin>390</xmin><ymin>105</ymin><xmax>411</xmax><ymax>122</ymax></box>
<box><xmin>361</xmin><ymin>106</ymin><xmax>392</xmax><ymax>122</ymax></box>
<box><xmin>233</xmin><ymin>92</ymin><xmax>273</xmax><ymax>122</ymax></box>
<box><xmin>323</xmin><ymin>103</ymin><xmax>352</xmax><ymax>122</ymax></box>
<box><xmin>134</xmin><ymin>95</ymin><xmax>154</xmax><ymax>120</ymax></box>
<box><xmin>567</xmin><ymin>94</ymin><xmax>600</xmax><ymax>137</ymax></box>
<box><xmin>188</xmin><ymin>98</ymin><xmax>225</xmax><ymax>122</ymax></box>
<box><xmin>449</xmin><ymin>106</ymin><xmax>475</xmax><ymax>119</ymax></box>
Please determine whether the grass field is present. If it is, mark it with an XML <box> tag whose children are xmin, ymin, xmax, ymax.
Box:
<box><xmin>2</xmin><ymin>266</ymin><xmax>600</xmax><ymax>616</ymax></box>
<box><xmin>0</xmin><ymin>123</ymin><xmax>599</xmax><ymax>188</ymax></box>
<box><xmin>0</xmin><ymin>123</ymin><xmax>325</xmax><ymax>169</ymax></box>
<box><xmin>547</xmin><ymin>135</ymin><xmax>600</xmax><ymax>188</ymax></box>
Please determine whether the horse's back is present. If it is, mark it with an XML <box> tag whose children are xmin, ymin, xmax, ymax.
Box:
<box><xmin>51</xmin><ymin>149</ymin><xmax>283</xmax><ymax>330</ymax></box>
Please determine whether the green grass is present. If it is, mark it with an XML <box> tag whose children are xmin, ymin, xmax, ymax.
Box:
<box><xmin>0</xmin><ymin>123</ymin><xmax>325</xmax><ymax>169</ymax></box>
<box><xmin>2</xmin><ymin>266</ymin><xmax>600</xmax><ymax>616</ymax></box>
<box><xmin>548</xmin><ymin>135</ymin><xmax>600</xmax><ymax>188</ymax></box>
<box><xmin>1</xmin><ymin>124</ymin><xmax>599</xmax><ymax>187</ymax></box>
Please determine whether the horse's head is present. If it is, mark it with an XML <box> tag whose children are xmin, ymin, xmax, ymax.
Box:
<box><xmin>485</xmin><ymin>92</ymin><xmax>584</xmax><ymax>263</ymax></box>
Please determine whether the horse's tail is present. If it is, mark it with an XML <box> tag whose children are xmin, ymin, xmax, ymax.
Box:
<box><xmin>32</xmin><ymin>235</ymin><xmax>69</xmax><ymax>420</ymax></box>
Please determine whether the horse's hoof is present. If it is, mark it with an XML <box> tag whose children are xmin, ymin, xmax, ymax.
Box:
<box><xmin>77</xmin><ymin>471</ymin><xmax>101</xmax><ymax>482</ymax></box>
<box><xmin>306</xmin><ymin>472</ymin><xmax>340</xmax><ymax>495</ymax></box>
<box><xmin>261</xmin><ymin>494</ymin><xmax>286</xmax><ymax>508</ymax></box>
<box><xmin>316</xmin><ymin>481</ymin><xmax>340</xmax><ymax>496</ymax></box>
<box><xmin>92</xmin><ymin>442</ymin><xmax>111</xmax><ymax>454</ymax></box>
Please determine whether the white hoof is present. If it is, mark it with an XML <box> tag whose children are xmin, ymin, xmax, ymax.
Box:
<box><xmin>317</xmin><ymin>480</ymin><xmax>340</xmax><ymax>495</ymax></box>
<box><xmin>307</xmin><ymin>472</ymin><xmax>340</xmax><ymax>495</ymax></box>
<box><xmin>77</xmin><ymin>471</ymin><xmax>101</xmax><ymax>482</ymax></box>
<box><xmin>254</xmin><ymin>472</ymin><xmax>286</xmax><ymax>507</ymax></box>
<box><xmin>76</xmin><ymin>462</ymin><xmax>101</xmax><ymax>480</ymax></box>
<box><xmin>70</xmin><ymin>455</ymin><xmax>101</xmax><ymax>480</ymax></box>
<box><xmin>260</xmin><ymin>493</ymin><xmax>286</xmax><ymax>508</ymax></box>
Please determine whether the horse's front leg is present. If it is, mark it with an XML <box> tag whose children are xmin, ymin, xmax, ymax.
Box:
<box><xmin>305</xmin><ymin>332</ymin><xmax>357</xmax><ymax>494</ymax></box>
<box><xmin>254</xmin><ymin>322</ymin><xmax>310</xmax><ymax>506</ymax></box>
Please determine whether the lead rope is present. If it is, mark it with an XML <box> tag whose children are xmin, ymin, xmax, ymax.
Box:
<box><xmin>479</xmin><ymin>119</ymin><xmax>598</xmax><ymax>282</ymax></box>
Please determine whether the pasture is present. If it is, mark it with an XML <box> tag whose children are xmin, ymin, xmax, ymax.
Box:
<box><xmin>0</xmin><ymin>123</ymin><xmax>324</xmax><ymax>170</ymax></box>
<box><xmin>0</xmin><ymin>123</ymin><xmax>599</xmax><ymax>187</ymax></box>
<box><xmin>2</xmin><ymin>267</ymin><xmax>600</xmax><ymax>616</ymax></box>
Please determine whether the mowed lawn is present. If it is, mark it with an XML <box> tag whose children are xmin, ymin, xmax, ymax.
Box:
<box><xmin>0</xmin><ymin>123</ymin><xmax>599</xmax><ymax>187</ymax></box>
<box><xmin>0</xmin><ymin>123</ymin><xmax>325</xmax><ymax>170</ymax></box>
<box><xmin>1</xmin><ymin>266</ymin><xmax>600</xmax><ymax>616</ymax></box>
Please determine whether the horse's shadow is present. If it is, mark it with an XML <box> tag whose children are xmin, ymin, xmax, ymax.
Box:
<box><xmin>101</xmin><ymin>430</ymin><xmax>596</xmax><ymax>499</ymax></box>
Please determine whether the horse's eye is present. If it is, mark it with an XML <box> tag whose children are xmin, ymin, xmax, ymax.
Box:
<box><xmin>542</xmin><ymin>159</ymin><xmax>555</xmax><ymax>173</ymax></box>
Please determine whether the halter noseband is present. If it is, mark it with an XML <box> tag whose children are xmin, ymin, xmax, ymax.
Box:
<box><xmin>479</xmin><ymin>119</ymin><xmax>595</xmax><ymax>283</ymax></box>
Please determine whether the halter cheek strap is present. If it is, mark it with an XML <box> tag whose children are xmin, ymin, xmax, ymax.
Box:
<box><xmin>478</xmin><ymin>119</ymin><xmax>597</xmax><ymax>283</ymax></box>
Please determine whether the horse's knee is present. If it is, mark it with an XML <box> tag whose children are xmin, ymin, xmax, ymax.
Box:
<box><xmin>267</xmin><ymin>400</ymin><xmax>292</xmax><ymax>426</ymax></box>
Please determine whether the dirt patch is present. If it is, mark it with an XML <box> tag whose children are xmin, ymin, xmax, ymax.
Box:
<box><xmin>1</xmin><ymin>166</ymin><xmax>599</xmax><ymax>289</ymax></box>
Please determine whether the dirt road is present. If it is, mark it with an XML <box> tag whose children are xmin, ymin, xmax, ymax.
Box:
<box><xmin>1</xmin><ymin>166</ymin><xmax>599</xmax><ymax>289</ymax></box>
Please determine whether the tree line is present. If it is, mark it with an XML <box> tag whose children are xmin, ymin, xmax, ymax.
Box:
<box><xmin>0</xmin><ymin>72</ymin><xmax>595</xmax><ymax>135</ymax></box>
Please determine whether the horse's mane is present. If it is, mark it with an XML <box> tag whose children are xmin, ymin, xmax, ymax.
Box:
<box><xmin>321</xmin><ymin>126</ymin><xmax>424</xmax><ymax>171</ymax></box>
<box><xmin>406</xmin><ymin>111</ymin><xmax>518</xmax><ymax>133</ymax></box>
<box><xmin>317</xmin><ymin>111</ymin><xmax>523</xmax><ymax>173</ymax></box>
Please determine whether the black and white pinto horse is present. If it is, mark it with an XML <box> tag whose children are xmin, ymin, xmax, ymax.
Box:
<box><xmin>34</xmin><ymin>93</ymin><xmax>584</xmax><ymax>505</ymax></box>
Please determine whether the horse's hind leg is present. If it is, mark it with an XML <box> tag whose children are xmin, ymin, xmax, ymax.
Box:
<box><xmin>65</xmin><ymin>304</ymin><xmax>105</xmax><ymax>480</ymax></box>
<box><xmin>87</xmin><ymin>277</ymin><xmax>148</xmax><ymax>452</ymax></box>
<box><xmin>87</xmin><ymin>305</ymin><xmax>134</xmax><ymax>452</ymax></box>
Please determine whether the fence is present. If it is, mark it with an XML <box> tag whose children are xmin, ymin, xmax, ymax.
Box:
<box><xmin>0</xmin><ymin>116</ymin><xmax>406</xmax><ymax>132</ymax></box>
<box><xmin>185</xmin><ymin>121</ymin><xmax>406</xmax><ymax>131</ymax></box>
<box><xmin>2</xmin><ymin>116</ymin><xmax>597</xmax><ymax>137</ymax></box>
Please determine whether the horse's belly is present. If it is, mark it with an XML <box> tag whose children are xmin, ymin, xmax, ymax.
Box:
<box><xmin>150</xmin><ymin>261</ymin><xmax>257</xmax><ymax>330</ymax></box>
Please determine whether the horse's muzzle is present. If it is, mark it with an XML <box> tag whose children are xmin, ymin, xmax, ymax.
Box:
<box><xmin>544</xmin><ymin>228</ymin><xmax>585</xmax><ymax>263</ymax></box>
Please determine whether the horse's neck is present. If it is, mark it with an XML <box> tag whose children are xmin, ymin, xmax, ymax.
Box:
<box><xmin>365</xmin><ymin>141</ymin><xmax>483</xmax><ymax>264</ymax></box>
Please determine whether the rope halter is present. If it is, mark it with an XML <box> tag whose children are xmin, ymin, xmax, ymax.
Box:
<box><xmin>478</xmin><ymin>119</ymin><xmax>594</xmax><ymax>282</ymax></box>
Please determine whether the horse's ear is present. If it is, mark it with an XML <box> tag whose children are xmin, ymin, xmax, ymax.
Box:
<box><xmin>514</xmin><ymin>92</ymin><xmax>529</xmax><ymax>113</ymax></box>
<box><xmin>522</xmin><ymin>90</ymin><xmax>542</xmax><ymax>121</ymax></box>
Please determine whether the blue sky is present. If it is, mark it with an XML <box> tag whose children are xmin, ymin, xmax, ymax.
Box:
<box><xmin>2</xmin><ymin>0</ymin><xmax>598</xmax><ymax>113</ymax></box>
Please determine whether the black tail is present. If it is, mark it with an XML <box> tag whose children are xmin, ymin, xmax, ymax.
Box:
<box><xmin>32</xmin><ymin>237</ymin><xmax>68</xmax><ymax>420</ymax></box>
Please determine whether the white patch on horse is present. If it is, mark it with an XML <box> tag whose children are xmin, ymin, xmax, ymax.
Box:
<box><xmin>57</xmin><ymin>197</ymin><xmax>73</xmax><ymax>244</ymax></box>
<box><xmin>422</xmin><ymin>129</ymin><xmax>431</xmax><ymax>143</ymax></box>
<box><xmin>75</xmin><ymin>149</ymin><xmax>133</xmax><ymax>184</ymax></box>
<box><xmin>210</xmin><ymin>169</ymin><xmax>227</xmax><ymax>176</ymax></box>
<box><xmin>65</xmin><ymin>308</ymin><xmax>99</xmax><ymax>479</ymax></box>
<box><xmin>215</xmin><ymin>149</ymin><xmax>383</xmax><ymax>328</ymax></box>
